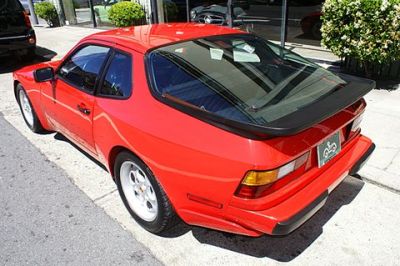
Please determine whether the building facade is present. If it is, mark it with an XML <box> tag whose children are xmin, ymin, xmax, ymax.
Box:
<box><xmin>51</xmin><ymin>0</ymin><xmax>325</xmax><ymax>48</ymax></box>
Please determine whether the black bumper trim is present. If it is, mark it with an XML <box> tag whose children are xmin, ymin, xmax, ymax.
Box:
<box><xmin>349</xmin><ymin>143</ymin><xmax>376</xmax><ymax>176</ymax></box>
<box><xmin>272</xmin><ymin>191</ymin><xmax>328</xmax><ymax>235</ymax></box>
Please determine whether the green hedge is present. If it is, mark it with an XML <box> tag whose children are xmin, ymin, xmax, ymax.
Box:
<box><xmin>34</xmin><ymin>2</ymin><xmax>59</xmax><ymax>27</ymax></box>
<box><xmin>321</xmin><ymin>0</ymin><xmax>400</xmax><ymax>76</ymax></box>
<box><xmin>108</xmin><ymin>1</ymin><xmax>145</xmax><ymax>27</ymax></box>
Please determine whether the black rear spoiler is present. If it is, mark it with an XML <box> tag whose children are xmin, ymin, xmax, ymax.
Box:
<box><xmin>153</xmin><ymin>73</ymin><xmax>375</xmax><ymax>139</ymax></box>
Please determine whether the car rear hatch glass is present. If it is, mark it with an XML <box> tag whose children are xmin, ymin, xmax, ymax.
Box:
<box><xmin>0</xmin><ymin>0</ymin><xmax>28</xmax><ymax>38</ymax></box>
<box><xmin>146</xmin><ymin>34</ymin><xmax>374</xmax><ymax>139</ymax></box>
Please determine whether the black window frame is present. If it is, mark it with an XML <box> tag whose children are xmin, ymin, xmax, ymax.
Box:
<box><xmin>55</xmin><ymin>43</ymin><xmax>112</xmax><ymax>95</ymax></box>
<box><xmin>95</xmin><ymin>48</ymin><xmax>133</xmax><ymax>100</ymax></box>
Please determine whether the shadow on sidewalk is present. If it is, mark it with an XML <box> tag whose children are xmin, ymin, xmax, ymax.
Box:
<box><xmin>188</xmin><ymin>177</ymin><xmax>364</xmax><ymax>261</ymax></box>
<box><xmin>0</xmin><ymin>46</ymin><xmax>57</xmax><ymax>74</ymax></box>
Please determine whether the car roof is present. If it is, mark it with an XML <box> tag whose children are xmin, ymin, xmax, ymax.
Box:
<box><xmin>85</xmin><ymin>23</ymin><xmax>244</xmax><ymax>54</ymax></box>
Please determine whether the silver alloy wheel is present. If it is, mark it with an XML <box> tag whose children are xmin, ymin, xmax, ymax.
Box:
<box><xmin>120</xmin><ymin>161</ymin><xmax>158</xmax><ymax>222</ymax></box>
<box><xmin>19</xmin><ymin>89</ymin><xmax>34</xmax><ymax>127</ymax></box>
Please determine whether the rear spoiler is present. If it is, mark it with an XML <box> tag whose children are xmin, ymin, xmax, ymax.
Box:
<box><xmin>154</xmin><ymin>73</ymin><xmax>375</xmax><ymax>139</ymax></box>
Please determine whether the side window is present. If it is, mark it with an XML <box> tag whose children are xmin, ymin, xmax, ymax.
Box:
<box><xmin>58</xmin><ymin>45</ymin><xmax>110</xmax><ymax>92</ymax></box>
<box><xmin>99</xmin><ymin>52</ymin><xmax>132</xmax><ymax>98</ymax></box>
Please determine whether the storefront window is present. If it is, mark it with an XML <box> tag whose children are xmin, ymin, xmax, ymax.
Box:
<box><xmin>61</xmin><ymin>0</ymin><xmax>131</xmax><ymax>27</ymax></box>
<box><xmin>158</xmin><ymin>0</ymin><xmax>188</xmax><ymax>22</ymax></box>
<box><xmin>60</xmin><ymin>0</ymin><xmax>325</xmax><ymax>49</ymax></box>
<box><xmin>233</xmin><ymin>0</ymin><xmax>284</xmax><ymax>42</ymax></box>
<box><xmin>190</xmin><ymin>0</ymin><xmax>231</xmax><ymax>26</ymax></box>
<box><xmin>286</xmin><ymin>0</ymin><xmax>324</xmax><ymax>46</ymax></box>
<box><xmin>93</xmin><ymin>0</ymin><xmax>123</xmax><ymax>27</ymax></box>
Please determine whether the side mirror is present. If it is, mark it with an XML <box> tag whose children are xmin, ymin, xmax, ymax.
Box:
<box><xmin>34</xmin><ymin>67</ymin><xmax>54</xmax><ymax>82</ymax></box>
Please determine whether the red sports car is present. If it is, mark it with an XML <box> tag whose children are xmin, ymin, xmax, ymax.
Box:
<box><xmin>13</xmin><ymin>23</ymin><xmax>375</xmax><ymax>237</ymax></box>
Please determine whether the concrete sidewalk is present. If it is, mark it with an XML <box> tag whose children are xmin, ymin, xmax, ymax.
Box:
<box><xmin>1</xmin><ymin>25</ymin><xmax>400</xmax><ymax>265</ymax></box>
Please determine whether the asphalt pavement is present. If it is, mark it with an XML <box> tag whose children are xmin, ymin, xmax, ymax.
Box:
<box><xmin>0</xmin><ymin>115</ymin><xmax>161</xmax><ymax>266</ymax></box>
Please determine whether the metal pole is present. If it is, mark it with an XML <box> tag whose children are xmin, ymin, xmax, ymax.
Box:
<box><xmin>280</xmin><ymin>0</ymin><xmax>288</xmax><ymax>47</ymax></box>
<box><xmin>227</xmin><ymin>0</ymin><xmax>233</xmax><ymax>28</ymax></box>
<box><xmin>27</xmin><ymin>0</ymin><xmax>38</xmax><ymax>25</ymax></box>
<box><xmin>88</xmin><ymin>0</ymin><xmax>97</xmax><ymax>27</ymax></box>
<box><xmin>57</xmin><ymin>0</ymin><xmax>66</xmax><ymax>26</ymax></box>
<box><xmin>186</xmin><ymin>0</ymin><xmax>190</xmax><ymax>22</ymax></box>
<box><xmin>150</xmin><ymin>0</ymin><xmax>158</xmax><ymax>23</ymax></box>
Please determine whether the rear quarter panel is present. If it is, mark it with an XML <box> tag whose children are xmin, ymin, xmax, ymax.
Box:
<box><xmin>91</xmin><ymin>46</ymin><xmax>365</xmax><ymax>220</ymax></box>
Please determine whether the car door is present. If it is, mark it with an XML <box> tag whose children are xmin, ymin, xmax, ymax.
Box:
<box><xmin>42</xmin><ymin>44</ymin><xmax>111</xmax><ymax>155</ymax></box>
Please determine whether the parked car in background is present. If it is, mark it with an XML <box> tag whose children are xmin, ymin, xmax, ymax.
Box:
<box><xmin>190</xmin><ymin>4</ymin><xmax>246</xmax><ymax>26</ymax></box>
<box><xmin>0</xmin><ymin>0</ymin><xmax>36</xmax><ymax>59</ymax></box>
<box><xmin>300</xmin><ymin>11</ymin><xmax>322</xmax><ymax>39</ymax></box>
<box><xmin>13</xmin><ymin>24</ymin><xmax>375</xmax><ymax>237</ymax></box>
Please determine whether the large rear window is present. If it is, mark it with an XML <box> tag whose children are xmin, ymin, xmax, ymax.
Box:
<box><xmin>147</xmin><ymin>34</ymin><xmax>346</xmax><ymax>126</ymax></box>
<box><xmin>0</xmin><ymin>0</ymin><xmax>24</xmax><ymax>13</ymax></box>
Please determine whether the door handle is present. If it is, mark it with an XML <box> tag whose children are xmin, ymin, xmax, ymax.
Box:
<box><xmin>77</xmin><ymin>104</ymin><xmax>91</xmax><ymax>115</ymax></box>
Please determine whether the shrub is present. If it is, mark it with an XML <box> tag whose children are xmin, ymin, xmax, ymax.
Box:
<box><xmin>108</xmin><ymin>1</ymin><xmax>145</xmax><ymax>27</ymax></box>
<box><xmin>34</xmin><ymin>2</ymin><xmax>59</xmax><ymax>27</ymax></box>
<box><xmin>321</xmin><ymin>0</ymin><xmax>400</xmax><ymax>76</ymax></box>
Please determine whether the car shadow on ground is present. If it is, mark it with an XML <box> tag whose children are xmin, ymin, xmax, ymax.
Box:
<box><xmin>0</xmin><ymin>46</ymin><xmax>57</xmax><ymax>74</ymax></box>
<box><xmin>189</xmin><ymin>177</ymin><xmax>364</xmax><ymax>261</ymax></box>
<box><xmin>51</xmin><ymin>131</ymin><xmax>364</xmax><ymax>262</ymax></box>
<box><xmin>160</xmin><ymin>177</ymin><xmax>364</xmax><ymax>262</ymax></box>
<box><xmin>53</xmin><ymin>133</ymin><xmax>108</xmax><ymax>172</ymax></box>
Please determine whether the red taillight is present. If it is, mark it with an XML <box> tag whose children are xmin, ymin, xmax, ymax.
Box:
<box><xmin>235</xmin><ymin>183</ymin><xmax>272</xmax><ymax>199</ymax></box>
<box><xmin>23</xmin><ymin>11</ymin><xmax>32</xmax><ymax>28</ymax></box>
<box><xmin>235</xmin><ymin>152</ymin><xmax>310</xmax><ymax>199</ymax></box>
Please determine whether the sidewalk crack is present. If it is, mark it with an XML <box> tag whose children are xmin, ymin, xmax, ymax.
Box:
<box><xmin>93</xmin><ymin>189</ymin><xmax>118</xmax><ymax>203</ymax></box>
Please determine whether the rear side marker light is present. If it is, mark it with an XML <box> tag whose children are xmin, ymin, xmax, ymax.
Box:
<box><xmin>187</xmin><ymin>194</ymin><xmax>223</xmax><ymax>209</ymax></box>
<box><xmin>236</xmin><ymin>152</ymin><xmax>309</xmax><ymax>199</ymax></box>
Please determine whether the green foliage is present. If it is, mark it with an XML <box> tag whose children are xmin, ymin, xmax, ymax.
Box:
<box><xmin>321</xmin><ymin>0</ymin><xmax>400</xmax><ymax>66</ymax></box>
<box><xmin>34</xmin><ymin>2</ymin><xmax>59</xmax><ymax>27</ymax></box>
<box><xmin>108</xmin><ymin>1</ymin><xmax>145</xmax><ymax>27</ymax></box>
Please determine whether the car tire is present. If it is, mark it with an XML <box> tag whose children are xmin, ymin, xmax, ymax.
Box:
<box><xmin>114</xmin><ymin>151</ymin><xmax>179</xmax><ymax>234</ymax></box>
<box><xmin>16</xmin><ymin>84</ymin><xmax>45</xmax><ymax>133</ymax></box>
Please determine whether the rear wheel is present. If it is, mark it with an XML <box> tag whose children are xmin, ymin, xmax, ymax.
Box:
<box><xmin>311</xmin><ymin>21</ymin><xmax>322</xmax><ymax>40</ymax></box>
<box><xmin>114</xmin><ymin>151</ymin><xmax>179</xmax><ymax>234</ymax></box>
<box><xmin>16</xmin><ymin>84</ymin><xmax>45</xmax><ymax>133</ymax></box>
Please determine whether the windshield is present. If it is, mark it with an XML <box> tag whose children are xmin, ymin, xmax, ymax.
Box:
<box><xmin>147</xmin><ymin>34</ymin><xmax>346</xmax><ymax>125</ymax></box>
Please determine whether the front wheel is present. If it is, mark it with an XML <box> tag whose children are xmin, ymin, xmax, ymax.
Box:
<box><xmin>16</xmin><ymin>84</ymin><xmax>45</xmax><ymax>133</ymax></box>
<box><xmin>114</xmin><ymin>152</ymin><xmax>179</xmax><ymax>234</ymax></box>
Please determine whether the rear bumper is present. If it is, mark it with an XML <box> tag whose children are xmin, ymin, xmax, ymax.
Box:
<box><xmin>0</xmin><ymin>29</ymin><xmax>36</xmax><ymax>54</ymax></box>
<box><xmin>349</xmin><ymin>143</ymin><xmax>375</xmax><ymax>175</ymax></box>
<box><xmin>272</xmin><ymin>191</ymin><xmax>328</xmax><ymax>235</ymax></box>
<box><xmin>225</xmin><ymin>135</ymin><xmax>374</xmax><ymax>236</ymax></box>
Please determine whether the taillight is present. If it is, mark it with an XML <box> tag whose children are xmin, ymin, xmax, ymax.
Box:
<box><xmin>235</xmin><ymin>152</ymin><xmax>309</xmax><ymax>199</ymax></box>
<box><xmin>23</xmin><ymin>11</ymin><xmax>32</xmax><ymax>28</ymax></box>
<box><xmin>351</xmin><ymin>113</ymin><xmax>364</xmax><ymax>132</ymax></box>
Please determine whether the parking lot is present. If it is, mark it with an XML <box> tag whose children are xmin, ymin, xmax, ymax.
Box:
<box><xmin>1</xmin><ymin>26</ymin><xmax>400</xmax><ymax>265</ymax></box>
